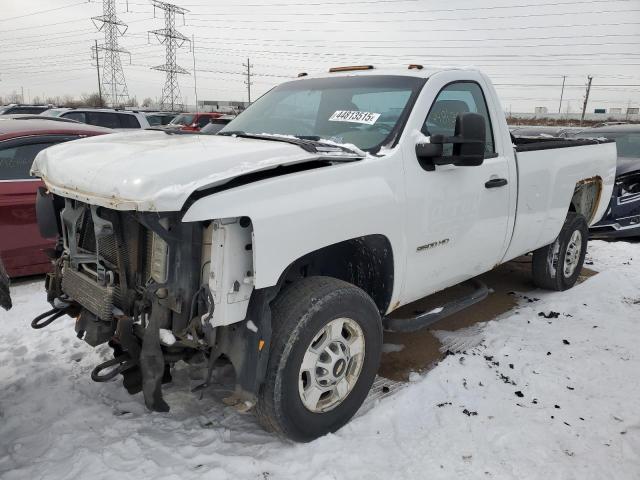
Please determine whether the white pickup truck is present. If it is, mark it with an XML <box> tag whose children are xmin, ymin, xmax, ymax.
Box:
<box><xmin>31</xmin><ymin>65</ymin><xmax>616</xmax><ymax>442</ymax></box>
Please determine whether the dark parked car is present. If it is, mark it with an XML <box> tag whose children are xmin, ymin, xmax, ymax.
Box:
<box><xmin>1</xmin><ymin>104</ymin><xmax>52</xmax><ymax>115</ymax></box>
<box><xmin>566</xmin><ymin>124</ymin><xmax>640</xmax><ymax>238</ymax></box>
<box><xmin>0</xmin><ymin>117</ymin><xmax>110</xmax><ymax>277</ymax></box>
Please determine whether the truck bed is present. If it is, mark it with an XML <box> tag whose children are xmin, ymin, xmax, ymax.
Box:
<box><xmin>503</xmin><ymin>137</ymin><xmax>617</xmax><ymax>263</ymax></box>
<box><xmin>512</xmin><ymin>135</ymin><xmax>613</xmax><ymax>152</ymax></box>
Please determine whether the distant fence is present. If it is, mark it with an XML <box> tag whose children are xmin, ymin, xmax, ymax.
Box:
<box><xmin>508</xmin><ymin>112</ymin><xmax>640</xmax><ymax>123</ymax></box>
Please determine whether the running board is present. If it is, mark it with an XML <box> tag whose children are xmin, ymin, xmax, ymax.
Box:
<box><xmin>383</xmin><ymin>279</ymin><xmax>489</xmax><ymax>333</ymax></box>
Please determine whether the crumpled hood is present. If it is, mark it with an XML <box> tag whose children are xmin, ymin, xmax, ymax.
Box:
<box><xmin>31</xmin><ymin>130</ymin><xmax>357</xmax><ymax>211</ymax></box>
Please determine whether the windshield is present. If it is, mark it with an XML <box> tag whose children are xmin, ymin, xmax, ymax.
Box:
<box><xmin>169</xmin><ymin>114</ymin><xmax>195</xmax><ymax>126</ymax></box>
<box><xmin>220</xmin><ymin>75</ymin><xmax>426</xmax><ymax>152</ymax></box>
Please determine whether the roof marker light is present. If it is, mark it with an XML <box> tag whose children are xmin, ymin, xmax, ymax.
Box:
<box><xmin>328</xmin><ymin>65</ymin><xmax>374</xmax><ymax>73</ymax></box>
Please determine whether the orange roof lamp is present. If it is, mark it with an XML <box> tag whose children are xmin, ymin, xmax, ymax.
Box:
<box><xmin>328</xmin><ymin>65</ymin><xmax>374</xmax><ymax>73</ymax></box>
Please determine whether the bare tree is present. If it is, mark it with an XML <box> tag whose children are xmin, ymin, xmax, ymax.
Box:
<box><xmin>80</xmin><ymin>92</ymin><xmax>105</xmax><ymax>108</ymax></box>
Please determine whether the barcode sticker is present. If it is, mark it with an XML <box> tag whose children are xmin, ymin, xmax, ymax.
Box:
<box><xmin>329</xmin><ymin>110</ymin><xmax>380</xmax><ymax>125</ymax></box>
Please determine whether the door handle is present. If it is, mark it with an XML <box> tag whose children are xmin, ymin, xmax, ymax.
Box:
<box><xmin>485</xmin><ymin>178</ymin><xmax>508</xmax><ymax>189</ymax></box>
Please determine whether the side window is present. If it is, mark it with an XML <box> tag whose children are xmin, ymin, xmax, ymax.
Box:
<box><xmin>86</xmin><ymin>112</ymin><xmax>119</xmax><ymax>129</ymax></box>
<box><xmin>0</xmin><ymin>142</ymin><xmax>56</xmax><ymax>180</ymax></box>
<box><xmin>197</xmin><ymin>116</ymin><xmax>211</xmax><ymax>128</ymax></box>
<box><xmin>119</xmin><ymin>114</ymin><xmax>141</xmax><ymax>129</ymax></box>
<box><xmin>62</xmin><ymin>111</ymin><xmax>86</xmax><ymax>123</ymax></box>
<box><xmin>422</xmin><ymin>82</ymin><xmax>495</xmax><ymax>155</ymax></box>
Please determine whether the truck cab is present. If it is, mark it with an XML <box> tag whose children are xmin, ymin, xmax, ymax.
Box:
<box><xmin>30</xmin><ymin>65</ymin><xmax>616</xmax><ymax>442</ymax></box>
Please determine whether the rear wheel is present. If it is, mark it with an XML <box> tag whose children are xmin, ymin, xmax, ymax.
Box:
<box><xmin>255</xmin><ymin>276</ymin><xmax>382</xmax><ymax>442</ymax></box>
<box><xmin>532</xmin><ymin>212</ymin><xmax>588</xmax><ymax>291</ymax></box>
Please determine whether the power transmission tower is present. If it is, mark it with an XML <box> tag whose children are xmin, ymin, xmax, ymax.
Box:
<box><xmin>149</xmin><ymin>0</ymin><xmax>190</xmax><ymax>112</ymax></box>
<box><xmin>92</xmin><ymin>0</ymin><xmax>130</xmax><ymax>107</ymax></box>
<box><xmin>243</xmin><ymin>58</ymin><xmax>253</xmax><ymax>103</ymax></box>
<box><xmin>580</xmin><ymin>75</ymin><xmax>593</xmax><ymax>125</ymax></box>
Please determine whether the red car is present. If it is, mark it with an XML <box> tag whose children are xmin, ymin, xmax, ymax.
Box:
<box><xmin>166</xmin><ymin>112</ymin><xmax>223</xmax><ymax>132</ymax></box>
<box><xmin>0</xmin><ymin>117</ymin><xmax>110</xmax><ymax>277</ymax></box>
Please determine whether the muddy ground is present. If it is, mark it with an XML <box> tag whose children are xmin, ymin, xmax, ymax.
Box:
<box><xmin>379</xmin><ymin>256</ymin><xmax>597</xmax><ymax>381</ymax></box>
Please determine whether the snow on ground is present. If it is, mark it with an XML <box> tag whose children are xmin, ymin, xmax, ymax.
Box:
<box><xmin>0</xmin><ymin>240</ymin><xmax>639</xmax><ymax>480</ymax></box>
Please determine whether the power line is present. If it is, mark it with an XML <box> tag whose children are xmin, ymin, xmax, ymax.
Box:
<box><xmin>152</xmin><ymin>32</ymin><xmax>640</xmax><ymax>46</ymax></box>
<box><xmin>188</xmin><ymin>0</ymin><xmax>637</xmax><ymax>16</ymax></box>
<box><xmin>187</xmin><ymin>20</ymin><xmax>640</xmax><ymax>34</ymax></box>
<box><xmin>186</xmin><ymin>8</ymin><xmax>640</xmax><ymax>24</ymax></box>
<box><xmin>0</xmin><ymin>17</ymin><xmax>89</xmax><ymax>34</ymax></box>
<box><xmin>125</xmin><ymin>0</ymin><xmax>634</xmax><ymax>8</ymax></box>
<box><xmin>0</xmin><ymin>1</ymin><xmax>91</xmax><ymax>22</ymax></box>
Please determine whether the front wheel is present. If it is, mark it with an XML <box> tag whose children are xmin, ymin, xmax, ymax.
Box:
<box><xmin>255</xmin><ymin>276</ymin><xmax>382</xmax><ymax>442</ymax></box>
<box><xmin>532</xmin><ymin>212</ymin><xmax>589</xmax><ymax>291</ymax></box>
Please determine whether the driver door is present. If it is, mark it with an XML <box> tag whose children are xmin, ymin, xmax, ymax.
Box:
<box><xmin>401</xmin><ymin>80</ymin><xmax>512</xmax><ymax>305</ymax></box>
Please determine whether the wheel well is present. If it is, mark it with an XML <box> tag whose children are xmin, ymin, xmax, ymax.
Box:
<box><xmin>570</xmin><ymin>176</ymin><xmax>602</xmax><ymax>223</ymax></box>
<box><xmin>280</xmin><ymin>235</ymin><xmax>394</xmax><ymax>314</ymax></box>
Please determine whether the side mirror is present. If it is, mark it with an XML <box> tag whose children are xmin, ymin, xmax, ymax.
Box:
<box><xmin>415</xmin><ymin>112</ymin><xmax>487</xmax><ymax>171</ymax></box>
<box><xmin>450</xmin><ymin>112</ymin><xmax>486</xmax><ymax>167</ymax></box>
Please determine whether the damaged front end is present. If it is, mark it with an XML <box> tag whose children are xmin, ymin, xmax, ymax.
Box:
<box><xmin>36</xmin><ymin>190</ymin><xmax>208</xmax><ymax>412</ymax></box>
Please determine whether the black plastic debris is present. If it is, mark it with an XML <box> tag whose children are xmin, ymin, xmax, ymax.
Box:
<box><xmin>462</xmin><ymin>409</ymin><xmax>478</xmax><ymax>417</ymax></box>
<box><xmin>563</xmin><ymin>339</ymin><xmax>571</xmax><ymax>345</ymax></box>
<box><xmin>509</xmin><ymin>363</ymin><xmax>514</xmax><ymax>369</ymax></box>
<box><xmin>515</xmin><ymin>390</ymin><xmax>524</xmax><ymax>398</ymax></box>
<box><xmin>539</xmin><ymin>311</ymin><xmax>560</xmax><ymax>319</ymax></box>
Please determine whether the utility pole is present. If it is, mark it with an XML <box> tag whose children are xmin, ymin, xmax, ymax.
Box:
<box><xmin>580</xmin><ymin>75</ymin><xmax>593</xmax><ymax>125</ymax></box>
<box><xmin>192</xmin><ymin>34</ymin><xmax>198</xmax><ymax>111</ymax></box>
<box><xmin>92</xmin><ymin>0</ymin><xmax>131</xmax><ymax>107</ymax></box>
<box><xmin>92</xmin><ymin>39</ymin><xmax>103</xmax><ymax>106</ymax></box>
<box><xmin>243</xmin><ymin>57</ymin><xmax>253</xmax><ymax>103</ymax></box>
<box><xmin>558</xmin><ymin>75</ymin><xmax>566</xmax><ymax>114</ymax></box>
<box><xmin>149</xmin><ymin>0</ymin><xmax>191</xmax><ymax>112</ymax></box>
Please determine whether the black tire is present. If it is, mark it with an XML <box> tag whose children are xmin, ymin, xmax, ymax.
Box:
<box><xmin>532</xmin><ymin>212</ymin><xmax>589</xmax><ymax>291</ymax></box>
<box><xmin>255</xmin><ymin>276</ymin><xmax>383</xmax><ymax>442</ymax></box>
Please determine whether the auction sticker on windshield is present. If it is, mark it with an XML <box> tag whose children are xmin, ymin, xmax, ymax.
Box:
<box><xmin>329</xmin><ymin>110</ymin><xmax>380</xmax><ymax>125</ymax></box>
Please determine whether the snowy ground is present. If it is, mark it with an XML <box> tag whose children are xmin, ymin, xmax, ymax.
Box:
<box><xmin>0</xmin><ymin>240</ymin><xmax>639</xmax><ymax>480</ymax></box>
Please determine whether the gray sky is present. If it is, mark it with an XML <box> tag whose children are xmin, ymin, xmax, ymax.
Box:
<box><xmin>1</xmin><ymin>0</ymin><xmax>639</xmax><ymax>112</ymax></box>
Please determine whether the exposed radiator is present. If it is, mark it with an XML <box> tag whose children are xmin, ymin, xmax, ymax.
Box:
<box><xmin>62</xmin><ymin>264</ymin><xmax>116</xmax><ymax>321</ymax></box>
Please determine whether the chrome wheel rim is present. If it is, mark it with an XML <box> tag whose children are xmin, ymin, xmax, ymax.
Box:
<box><xmin>563</xmin><ymin>230</ymin><xmax>583</xmax><ymax>278</ymax></box>
<box><xmin>298</xmin><ymin>317</ymin><xmax>365</xmax><ymax>413</ymax></box>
